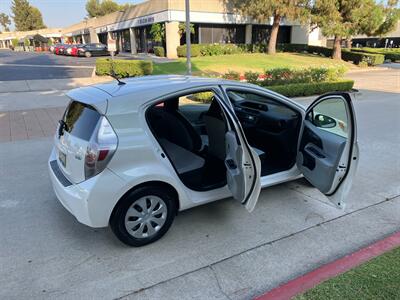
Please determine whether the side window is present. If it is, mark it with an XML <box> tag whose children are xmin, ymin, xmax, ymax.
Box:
<box><xmin>178</xmin><ymin>91</ymin><xmax>214</xmax><ymax>108</ymax></box>
<box><xmin>307</xmin><ymin>97</ymin><xmax>348</xmax><ymax>138</ymax></box>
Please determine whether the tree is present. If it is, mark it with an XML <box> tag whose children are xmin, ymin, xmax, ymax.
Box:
<box><xmin>11</xmin><ymin>0</ymin><xmax>46</xmax><ymax>31</ymax></box>
<box><xmin>0</xmin><ymin>13</ymin><xmax>11</xmax><ymax>32</ymax></box>
<box><xmin>371</xmin><ymin>0</ymin><xmax>400</xmax><ymax>37</ymax></box>
<box><xmin>28</xmin><ymin>6</ymin><xmax>46</xmax><ymax>30</ymax></box>
<box><xmin>312</xmin><ymin>0</ymin><xmax>399</xmax><ymax>60</ymax></box>
<box><xmin>150</xmin><ymin>23</ymin><xmax>165</xmax><ymax>43</ymax></box>
<box><xmin>178</xmin><ymin>22</ymin><xmax>195</xmax><ymax>39</ymax></box>
<box><xmin>86</xmin><ymin>0</ymin><xmax>130</xmax><ymax>18</ymax></box>
<box><xmin>224</xmin><ymin>0</ymin><xmax>311</xmax><ymax>54</ymax></box>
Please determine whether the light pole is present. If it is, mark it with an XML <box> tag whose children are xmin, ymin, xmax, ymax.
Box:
<box><xmin>185</xmin><ymin>0</ymin><xmax>191</xmax><ymax>75</ymax></box>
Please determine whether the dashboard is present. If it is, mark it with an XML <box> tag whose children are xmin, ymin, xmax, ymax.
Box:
<box><xmin>233</xmin><ymin>100</ymin><xmax>300</xmax><ymax>134</ymax></box>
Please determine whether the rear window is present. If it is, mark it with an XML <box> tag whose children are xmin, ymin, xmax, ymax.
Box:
<box><xmin>63</xmin><ymin>101</ymin><xmax>101</xmax><ymax>141</ymax></box>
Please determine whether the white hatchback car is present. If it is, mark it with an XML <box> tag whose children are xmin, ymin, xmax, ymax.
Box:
<box><xmin>49</xmin><ymin>75</ymin><xmax>359</xmax><ymax>246</ymax></box>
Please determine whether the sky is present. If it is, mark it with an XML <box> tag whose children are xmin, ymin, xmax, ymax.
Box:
<box><xmin>0</xmin><ymin>0</ymin><xmax>143</xmax><ymax>29</ymax></box>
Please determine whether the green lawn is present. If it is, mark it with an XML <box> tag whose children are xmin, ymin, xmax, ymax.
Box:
<box><xmin>296</xmin><ymin>246</ymin><xmax>400</xmax><ymax>300</ymax></box>
<box><xmin>153</xmin><ymin>53</ymin><xmax>354</xmax><ymax>75</ymax></box>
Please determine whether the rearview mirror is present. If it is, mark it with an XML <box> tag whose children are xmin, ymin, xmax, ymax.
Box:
<box><xmin>313</xmin><ymin>114</ymin><xmax>336</xmax><ymax>128</ymax></box>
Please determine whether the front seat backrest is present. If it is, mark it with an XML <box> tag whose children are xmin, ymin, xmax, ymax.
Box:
<box><xmin>204</xmin><ymin>100</ymin><xmax>226</xmax><ymax>160</ymax></box>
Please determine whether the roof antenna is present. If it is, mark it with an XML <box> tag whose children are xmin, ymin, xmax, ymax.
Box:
<box><xmin>108</xmin><ymin>58</ymin><xmax>126</xmax><ymax>85</ymax></box>
<box><xmin>109</xmin><ymin>72</ymin><xmax>126</xmax><ymax>86</ymax></box>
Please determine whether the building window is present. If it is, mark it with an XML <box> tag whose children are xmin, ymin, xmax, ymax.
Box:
<box><xmin>252</xmin><ymin>25</ymin><xmax>291</xmax><ymax>44</ymax></box>
<box><xmin>98</xmin><ymin>32</ymin><xmax>108</xmax><ymax>44</ymax></box>
<box><xmin>198</xmin><ymin>24</ymin><xmax>245</xmax><ymax>44</ymax></box>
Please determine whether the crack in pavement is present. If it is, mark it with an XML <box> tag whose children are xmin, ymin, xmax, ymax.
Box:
<box><xmin>209</xmin><ymin>265</ymin><xmax>232</xmax><ymax>300</ymax></box>
<box><xmin>114</xmin><ymin>194</ymin><xmax>400</xmax><ymax>299</ymax></box>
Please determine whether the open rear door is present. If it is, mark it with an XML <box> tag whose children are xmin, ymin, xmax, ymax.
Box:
<box><xmin>215</xmin><ymin>96</ymin><xmax>261</xmax><ymax>212</ymax></box>
<box><xmin>297</xmin><ymin>92</ymin><xmax>359</xmax><ymax>209</ymax></box>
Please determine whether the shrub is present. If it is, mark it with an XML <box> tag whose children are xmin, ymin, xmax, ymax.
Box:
<box><xmin>96</xmin><ymin>58</ymin><xmax>153</xmax><ymax>77</ymax></box>
<box><xmin>278</xmin><ymin>44</ymin><xmax>385</xmax><ymax>65</ymax></box>
<box><xmin>352</xmin><ymin>48</ymin><xmax>400</xmax><ymax>62</ymax></box>
<box><xmin>244</xmin><ymin>71</ymin><xmax>260</xmax><ymax>84</ymax></box>
<box><xmin>177</xmin><ymin>44</ymin><xmax>201</xmax><ymax>57</ymax></box>
<box><xmin>190</xmin><ymin>92</ymin><xmax>214</xmax><ymax>103</ymax></box>
<box><xmin>222</xmin><ymin>70</ymin><xmax>240</xmax><ymax>81</ymax></box>
<box><xmin>277</xmin><ymin>43</ymin><xmax>309</xmax><ymax>53</ymax></box>
<box><xmin>154</xmin><ymin>46</ymin><xmax>165</xmax><ymax>57</ymax></box>
<box><xmin>11</xmin><ymin>38</ymin><xmax>19</xmax><ymax>48</ymax></box>
<box><xmin>200</xmin><ymin>43</ymin><xmax>242</xmax><ymax>56</ymax></box>
<box><xmin>267</xmin><ymin>80</ymin><xmax>355</xmax><ymax>97</ymax></box>
<box><xmin>342</xmin><ymin>50</ymin><xmax>384</xmax><ymax>66</ymax></box>
<box><xmin>262</xmin><ymin>66</ymin><xmax>346</xmax><ymax>86</ymax></box>
<box><xmin>238</xmin><ymin>43</ymin><xmax>268</xmax><ymax>53</ymax></box>
<box><xmin>177</xmin><ymin>43</ymin><xmax>243</xmax><ymax>57</ymax></box>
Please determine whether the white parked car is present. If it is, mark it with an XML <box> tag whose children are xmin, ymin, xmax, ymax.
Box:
<box><xmin>48</xmin><ymin>75</ymin><xmax>359</xmax><ymax>246</ymax></box>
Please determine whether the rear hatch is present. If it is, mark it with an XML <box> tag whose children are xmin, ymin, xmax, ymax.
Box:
<box><xmin>55</xmin><ymin>101</ymin><xmax>101</xmax><ymax>183</ymax></box>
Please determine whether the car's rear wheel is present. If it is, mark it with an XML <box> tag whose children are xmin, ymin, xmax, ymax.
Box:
<box><xmin>85</xmin><ymin>51</ymin><xmax>92</xmax><ymax>58</ymax></box>
<box><xmin>110</xmin><ymin>185</ymin><xmax>177</xmax><ymax>247</ymax></box>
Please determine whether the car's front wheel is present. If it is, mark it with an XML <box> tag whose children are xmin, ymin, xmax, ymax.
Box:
<box><xmin>85</xmin><ymin>51</ymin><xmax>92</xmax><ymax>58</ymax></box>
<box><xmin>110</xmin><ymin>185</ymin><xmax>177</xmax><ymax>247</ymax></box>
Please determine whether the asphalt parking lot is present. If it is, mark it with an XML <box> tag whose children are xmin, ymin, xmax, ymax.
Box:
<box><xmin>0</xmin><ymin>50</ymin><xmax>96</xmax><ymax>80</ymax></box>
<box><xmin>0</xmin><ymin>65</ymin><xmax>399</xmax><ymax>299</ymax></box>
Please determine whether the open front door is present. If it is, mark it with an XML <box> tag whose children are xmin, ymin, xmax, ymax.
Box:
<box><xmin>215</xmin><ymin>96</ymin><xmax>261</xmax><ymax>212</ymax></box>
<box><xmin>297</xmin><ymin>92</ymin><xmax>359</xmax><ymax>209</ymax></box>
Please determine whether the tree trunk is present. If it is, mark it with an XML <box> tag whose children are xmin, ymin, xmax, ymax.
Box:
<box><xmin>346</xmin><ymin>38</ymin><xmax>352</xmax><ymax>49</ymax></box>
<box><xmin>268</xmin><ymin>14</ymin><xmax>281</xmax><ymax>55</ymax></box>
<box><xmin>332</xmin><ymin>35</ymin><xmax>342</xmax><ymax>60</ymax></box>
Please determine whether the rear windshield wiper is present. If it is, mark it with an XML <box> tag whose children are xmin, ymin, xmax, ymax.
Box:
<box><xmin>58</xmin><ymin>120</ymin><xmax>69</xmax><ymax>137</ymax></box>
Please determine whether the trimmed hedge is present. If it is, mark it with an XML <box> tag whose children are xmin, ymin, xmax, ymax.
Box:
<box><xmin>154</xmin><ymin>46</ymin><xmax>165</xmax><ymax>57</ymax></box>
<box><xmin>177</xmin><ymin>44</ymin><xmax>201</xmax><ymax>57</ymax></box>
<box><xmin>177</xmin><ymin>43</ymin><xmax>244</xmax><ymax>57</ymax></box>
<box><xmin>267</xmin><ymin>80</ymin><xmax>355</xmax><ymax>97</ymax></box>
<box><xmin>260</xmin><ymin>66</ymin><xmax>347</xmax><ymax>86</ymax></box>
<box><xmin>176</xmin><ymin>42</ymin><xmax>385</xmax><ymax>66</ymax></box>
<box><xmin>342</xmin><ymin>50</ymin><xmax>384</xmax><ymax>66</ymax></box>
<box><xmin>277</xmin><ymin>43</ymin><xmax>385</xmax><ymax>66</ymax></box>
<box><xmin>352</xmin><ymin>48</ymin><xmax>400</xmax><ymax>62</ymax></box>
<box><xmin>96</xmin><ymin>58</ymin><xmax>153</xmax><ymax>77</ymax></box>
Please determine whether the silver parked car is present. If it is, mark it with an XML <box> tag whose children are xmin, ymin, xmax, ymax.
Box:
<box><xmin>48</xmin><ymin>75</ymin><xmax>359</xmax><ymax>246</ymax></box>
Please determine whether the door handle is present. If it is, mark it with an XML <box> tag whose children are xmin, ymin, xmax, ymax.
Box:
<box><xmin>225</xmin><ymin>159</ymin><xmax>237</xmax><ymax>170</ymax></box>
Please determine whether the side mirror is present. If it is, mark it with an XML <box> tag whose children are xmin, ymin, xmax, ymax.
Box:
<box><xmin>313</xmin><ymin>114</ymin><xmax>337</xmax><ymax>128</ymax></box>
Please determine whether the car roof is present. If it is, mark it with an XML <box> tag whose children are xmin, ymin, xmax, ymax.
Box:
<box><xmin>66</xmin><ymin>75</ymin><xmax>298</xmax><ymax>115</ymax></box>
<box><xmin>94</xmin><ymin>75</ymin><xmax>240</xmax><ymax>97</ymax></box>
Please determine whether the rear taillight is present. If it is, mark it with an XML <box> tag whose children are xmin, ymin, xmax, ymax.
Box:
<box><xmin>84</xmin><ymin>116</ymin><xmax>118</xmax><ymax>179</ymax></box>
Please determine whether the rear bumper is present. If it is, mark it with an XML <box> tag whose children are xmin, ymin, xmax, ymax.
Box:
<box><xmin>48</xmin><ymin>148</ymin><xmax>126</xmax><ymax>228</ymax></box>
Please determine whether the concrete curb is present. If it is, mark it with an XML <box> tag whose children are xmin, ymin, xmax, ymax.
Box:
<box><xmin>254</xmin><ymin>231</ymin><xmax>400</xmax><ymax>300</ymax></box>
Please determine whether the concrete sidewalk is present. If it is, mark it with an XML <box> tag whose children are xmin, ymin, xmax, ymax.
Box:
<box><xmin>0</xmin><ymin>76</ymin><xmax>113</xmax><ymax>93</ymax></box>
<box><xmin>0</xmin><ymin>107</ymin><xmax>64</xmax><ymax>142</ymax></box>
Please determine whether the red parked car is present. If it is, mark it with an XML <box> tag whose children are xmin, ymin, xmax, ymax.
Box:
<box><xmin>54</xmin><ymin>44</ymin><xmax>67</xmax><ymax>55</ymax></box>
<box><xmin>70</xmin><ymin>44</ymin><xmax>83</xmax><ymax>56</ymax></box>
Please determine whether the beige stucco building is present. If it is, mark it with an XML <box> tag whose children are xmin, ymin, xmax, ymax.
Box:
<box><xmin>1</xmin><ymin>0</ymin><xmax>327</xmax><ymax>57</ymax></box>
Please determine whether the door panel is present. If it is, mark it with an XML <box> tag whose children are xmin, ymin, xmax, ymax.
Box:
<box><xmin>215</xmin><ymin>96</ymin><xmax>261</xmax><ymax>212</ymax></box>
<box><xmin>225</xmin><ymin>130</ymin><xmax>246</xmax><ymax>200</ymax></box>
<box><xmin>297</xmin><ymin>93</ymin><xmax>358</xmax><ymax>208</ymax></box>
<box><xmin>298</xmin><ymin>122</ymin><xmax>347</xmax><ymax>194</ymax></box>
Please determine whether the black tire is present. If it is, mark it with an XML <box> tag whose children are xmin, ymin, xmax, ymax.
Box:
<box><xmin>110</xmin><ymin>185</ymin><xmax>177</xmax><ymax>247</ymax></box>
<box><xmin>85</xmin><ymin>51</ymin><xmax>92</xmax><ymax>58</ymax></box>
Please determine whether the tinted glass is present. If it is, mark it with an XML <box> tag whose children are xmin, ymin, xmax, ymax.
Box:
<box><xmin>63</xmin><ymin>101</ymin><xmax>100</xmax><ymax>141</ymax></box>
